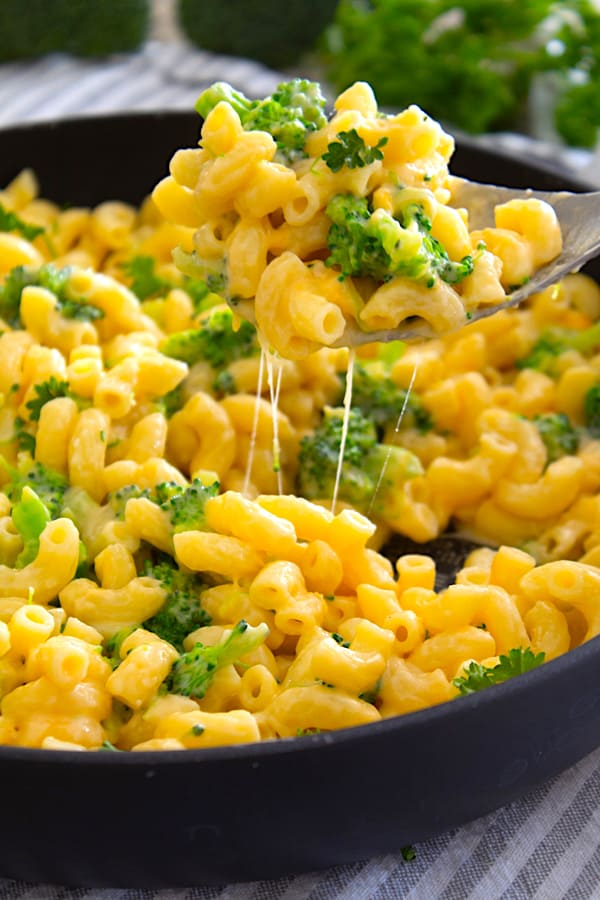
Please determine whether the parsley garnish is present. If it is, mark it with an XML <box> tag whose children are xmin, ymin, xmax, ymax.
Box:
<box><xmin>25</xmin><ymin>377</ymin><xmax>72</xmax><ymax>422</ymax></box>
<box><xmin>452</xmin><ymin>648</ymin><xmax>545</xmax><ymax>695</ymax></box>
<box><xmin>322</xmin><ymin>129</ymin><xmax>388</xmax><ymax>173</ymax></box>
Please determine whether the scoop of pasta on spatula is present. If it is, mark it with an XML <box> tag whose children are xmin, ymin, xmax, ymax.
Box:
<box><xmin>154</xmin><ymin>78</ymin><xmax>599</xmax><ymax>359</ymax></box>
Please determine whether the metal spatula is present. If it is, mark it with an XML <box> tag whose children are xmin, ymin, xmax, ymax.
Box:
<box><xmin>332</xmin><ymin>179</ymin><xmax>600</xmax><ymax>347</ymax></box>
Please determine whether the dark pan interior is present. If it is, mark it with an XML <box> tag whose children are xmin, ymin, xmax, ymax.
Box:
<box><xmin>1</xmin><ymin>113</ymin><xmax>600</xmax><ymax>889</ymax></box>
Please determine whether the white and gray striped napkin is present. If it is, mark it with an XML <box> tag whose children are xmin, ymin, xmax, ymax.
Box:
<box><xmin>0</xmin><ymin>39</ymin><xmax>600</xmax><ymax>900</ymax></box>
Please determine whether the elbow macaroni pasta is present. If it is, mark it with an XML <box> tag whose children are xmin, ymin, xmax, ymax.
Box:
<box><xmin>153</xmin><ymin>82</ymin><xmax>562</xmax><ymax>359</ymax></box>
<box><xmin>0</xmin><ymin>80</ymin><xmax>597</xmax><ymax>752</ymax></box>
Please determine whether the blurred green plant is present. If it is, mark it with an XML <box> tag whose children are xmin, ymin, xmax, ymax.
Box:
<box><xmin>0</xmin><ymin>0</ymin><xmax>149</xmax><ymax>61</ymax></box>
<box><xmin>320</xmin><ymin>1</ymin><xmax>600</xmax><ymax>147</ymax></box>
<box><xmin>177</xmin><ymin>0</ymin><xmax>339</xmax><ymax>69</ymax></box>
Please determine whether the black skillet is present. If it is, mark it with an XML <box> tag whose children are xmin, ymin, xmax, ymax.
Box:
<box><xmin>1</xmin><ymin>112</ymin><xmax>599</xmax><ymax>888</ymax></box>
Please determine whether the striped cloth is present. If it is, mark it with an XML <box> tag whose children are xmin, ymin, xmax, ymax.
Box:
<box><xmin>1</xmin><ymin>39</ymin><xmax>600</xmax><ymax>900</ymax></box>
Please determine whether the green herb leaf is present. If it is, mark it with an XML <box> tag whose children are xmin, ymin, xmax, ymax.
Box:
<box><xmin>452</xmin><ymin>647</ymin><xmax>545</xmax><ymax>695</ymax></box>
<box><xmin>25</xmin><ymin>376</ymin><xmax>72</xmax><ymax>422</ymax></box>
<box><xmin>323</xmin><ymin>129</ymin><xmax>388</xmax><ymax>172</ymax></box>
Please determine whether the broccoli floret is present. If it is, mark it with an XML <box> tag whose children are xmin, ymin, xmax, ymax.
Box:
<box><xmin>516</xmin><ymin>323</ymin><xmax>600</xmax><ymax>374</ymax></box>
<box><xmin>104</xmin><ymin>626</ymin><xmax>139</xmax><ymax>669</ymax></box>
<box><xmin>584</xmin><ymin>384</ymin><xmax>600</xmax><ymax>436</ymax></box>
<box><xmin>142</xmin><ymin>556</ymin><xmax>211</xmax><ymax>651</ymax></box>
<box><xmin>61</xmin><ymin>486</ymin><xmax>117</xmax><ymax>561</ymax></box>
<box><xmin>532</xmin><ymin>413</ymin><xmax>580</xmax><ymax>463</ymax></box>
<box><xmin>195</xmin><ymin>79</ymin><xmax>327</xmax><ymax>163</ymax></box>
<box><xmin>297</xmin><ymin>406</ymin><xmax>422</xmax><ymax>512</ymax></box>
<box><xmin>325</xmin><ymin>194</ymin><xmax>473</xmax><ymax>286</ymax></box>
<box><xmin>1</xmin><ymin>457</ymin><xmax>68</xmax><ymax>518</ymax></box>
<box><xmin>11</xmin><ymin>485</ymin><xmax>51</xmax><ymax>568</ymax></box>
<box><xmin>344</xmin><ymin>361</ymin><xmax>433</xmax><ymax>434</ymax></box>
<box><xmin>154</xmin><ymin>479</ymin><xmax>219</xmax><ymax>534</ymax></box>
<box><xmin>166</xmin><ymin>620</ymin><xmax>269</xmax><ymax>698</ymax></box>
<box><xmin>183</xmin><ymin>275</ymin><xmax>226</xmax><ymax>315</ymax></box>
<box><xmin>154</xmin><ymin>384</ymin><xmax>185</xmax><ymax>418</ymax></box>
<box><xmin>0</xmin><ymin>263</ymin><xmax>103</xmax><ymax>328</ymax></box>
<box><xmin>108</xmin><ymin>484</ymin><xmax>152</xmax><ymax>520</ymax></box>
<box><xmin>160</xmin><ymin>306</ymin><xmax>259</xmax><ymax>369</ymax></box>
<box><xmin>121</xmin><ymin>255</ymin><xmax>170</xmax><ymax>301</ymax></box>
<box><xmin>212</xmin><ymin>370</ymin><xmax>237</xmax><ymax>397</ymax></box>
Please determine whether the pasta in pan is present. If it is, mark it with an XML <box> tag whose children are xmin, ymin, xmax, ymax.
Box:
<box><xmin>0</xmin><ymin>79</ymin><xmax>598</xmax><ymax>752</ymax></box>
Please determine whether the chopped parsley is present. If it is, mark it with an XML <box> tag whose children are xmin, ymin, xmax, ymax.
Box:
<box><xmin>322</xmin><ymin>129</ymin><xmax>388</xmax><ymax>173</ymax></box>
<box><xmin>452</xmin><ymin>648</ymin><xmax>545</xmax><ymax>695</ymax></box>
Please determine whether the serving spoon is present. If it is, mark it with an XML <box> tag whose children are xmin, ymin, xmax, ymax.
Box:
<box><xmin>330</xmin><ymin>178</ymin><xmax>600</xmax><ymax>347</ymax></box>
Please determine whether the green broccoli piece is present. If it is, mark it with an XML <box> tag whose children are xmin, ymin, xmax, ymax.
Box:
<box><xmin>11</xmin><ymin>485</ymin><xmax>51</xmax><ymax>568</ymax></box>
<box><xmin>195</xmin><ymin>79</ymin><xmax>327</xmax><ymax>163</ymax></box>
<box><xmin>154</xmin><ymin>479</ymin><xmax>219</xmax><ymax>534</ymax></box>
<box><xmin>160</xmin><ymin>307</ymin><xmax>259</xmax><ymax>369</ymax></box>
<box><xmin>154</xmin><ymin>384</ymin><xmax>185</xmax><ymax>419</ymax></box>
<box><xmin>121</xmin><ymin>255</ymin><xmax>170</xmax><ymax>301</ymax></box>
<box><xmin>322</xmin><ymin>129</ymin><xmax>388</xmax><ymax>172</ymax></box>
<box><xmin>344</xmin><ymin>361</ymin><xmax>433</xmax><ymax>434</ymax></box>
<box><xmin>108</xmin><ymin>484</ymin><xmax>152</xmax><ymax>520</ymax></box>
<box><xmin>452</xmin><ymin>647</ymin><xmax>545</xmax><ymax>695</ymax></box>
<box><xmin>166</xmin><ymin>620</ymin><xmax>269</xmax><ymax>698</ymax></box>
<box><xmin>0</xmin><ymin>263</ymin><xmax>102</xmax><ymax>328</ymax></box>
<box><xmin>104</xmin><ymin>626</ymin><xmax>139</xmax><ymax>669</ymax></box>
<box><xmin>107</xmin><ymin>479</ymin><xmax>219</xmax><ymax>542</ymax></box>
<box><xmin>142</xmin><ymin>556</ymin><xmax>211</xmax><ymax>651</ymax></box>
<box><xmin>0</xmin><ymin>203</ymin><xmax>44</xmax><ymax>242</ymax></box>
<box><xmin>325</xmin><ymin>194</ymin><xmax>473</xmax><ymax>286</ymax></box>
<box><xmin>1</xmin><ymin>457</ymin><xmax>68</xmax><ymax>518</ymax></box>
<box><xmin>297</xmin><ymin>406</ymin><xmax>422</xmax><ymax>513</ymax></box>
<box><xmin>516</xmin><ymin>323</ymin><xmax>600</xmax><ymax>374</ymax></box>
<box><xmin>183</xmin><ymin>275</ymin><xmax>226</xmax><ymax>315</ymax></box>
<box><xmin>584</xmin><ymin>383</ymin><xmax>600</xmax><ymax>437</ymax></box>
<box><xmin>61</xmin><ymin>486</ymin><xmax>117</xmax><ymax>560</ymax></box>
<box><xmin>532</xmin><ymin>412</ymin><xmax>580</xmax><ymax>463</ymax></box>
<box><xmin>171</xmin><ymin>246</ymin><xmax>227</xmax><ymax>293</ymax></box>
<box><xmin>212</xmin><ymin>370</ymin><xmax>237</xmax><ymax>397</ymax></box>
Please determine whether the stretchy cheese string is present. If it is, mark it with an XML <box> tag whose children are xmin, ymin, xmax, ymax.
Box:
<box><xmin>265</xmin><ymin>348</ymin><xmax>284</xmax><ymax>495</ymax></box>
<box><xmin>243</xmin><ymin>347</ymin><xmax>266</xmax><ymax>497</ymax></box>
<box><xmin>332</xmin><ymin>348</ymin><xmax>356</xmax><ymax>514</ymax></box>
<box><xmin>368</xmin><ymin>359</ymin><xmax>419</xmax><ymax>519</ymax></box>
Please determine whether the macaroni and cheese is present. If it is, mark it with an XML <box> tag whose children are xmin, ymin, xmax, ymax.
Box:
<box><xmin>0</xmin><ymin>80</ymin><xmax>597</xmax><ymax>752</ymax></box>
